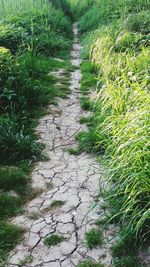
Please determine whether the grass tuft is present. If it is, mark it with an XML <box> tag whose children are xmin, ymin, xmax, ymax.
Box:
<box><xmin>50</xmin><ymin>200</ymin><xmax>65</xmax><ymax>208</ymax></box>
<box><xmin>85</xmin><ymin>228</ymin><xmax>103</xmax><ymax>249</ymax></box>
<box><xmin>44</xmin><ymin>234</ymin><xmax>66</xmax><ymax>247</ymax></box>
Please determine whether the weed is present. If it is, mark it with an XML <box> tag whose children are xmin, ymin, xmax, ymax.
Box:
<box><xmin>19</xmin><ymin>255</ymin><xmax>33</xmax><ymax>265</ymax></box>
<box><xmin>44</xmin><ymin>234</ymin><xmax>66</xmax><ymax>247</ymax></box>
<box><xmin>46</xmin><ymin>182</ymin><xmax>54</xmax><ymax>190</ymax></box>
<box><xmin>28</xmin><ymin>212</ymin><xmax>40</xmax><ymax>220</ymax></box>
<box><xmin>50</xmin><ymin>200</ymin><xmax>65</xmax><ymax>207</ymax></box>
<box><xmin>85</xmin><ymin>228</ymin><xmax>103</xmax><ymax>249</ymax></box>
<box><xmin>67</xmin><ymin>147</ymin><xmax>81</xmax><ymax>155</ymax></box>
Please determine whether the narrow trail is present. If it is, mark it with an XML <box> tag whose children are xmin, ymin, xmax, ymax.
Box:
<box><xmin>7</xmin><ymin>23</ymin><xmax>115</xmax><ymax>267</ymax></box>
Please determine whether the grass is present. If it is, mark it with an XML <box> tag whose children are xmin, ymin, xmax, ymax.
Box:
<box><xmin>28</xmin><ymin>212</ymin><xmax>40</xmax><ymax>220</ymax></box>
<box><xmin>79</xmin><ymin>116</ymin><xmax>92</xmax><ymax>126</ymax></box>
<box><xmin>19</xmin><ymin>255</ymin><xmax>33</xmax><ymax>265</ymax></box>
<box><xmin>0</xmin><ymin>166</ymin><xmax>29</xmax><ymax>195</ymax></box>
<box><xmin>112</xmin><ymin>256</ymin><xmax>144</xmax><ymax>267</ymax></box>
<box><xmin>44</xmin><ymin>234</ymin><xmax>66</xmax><ymax>247</ymax></box>
<box><xmin>50</xmin><ymin>200</ymin><xmax>65</xmax><ymax>207</ymax></box>
<box><xmin>0</xmin><ymin>222</ymin><xmax>25</xmax><ymax>263</ymax></box>
<box><xmin>0</xmin><ymin>0</ymin><xmax>149</xmax><ymax>265</ymax></box>
<box><xmin>77</xmin><ymin>260</ymin><xmax>105</xmax><ymax>267</ymax></box>
<box><xmin>72</xmin><ymin>1</ymin><xmax>150</xmax><ymax>264</ymax></box>
<box><xmin>67</xmin><ymin>147</ymin><xmax>81</xmax><ymax>155</ymax></box>
<box><xmin>0</xmin><ymin>194</ymin><xmax>23</xmax><ymax>219</ymax></box>
<box><xmin>85</xmin><ymin>228</ymin><xmax>103</xmax><ymax>249</ymax></box>
<box><xmin>80</xmin><ymin>61</ymin><xmax>96</xmax><ymax>93</ymax></box>
<box><xmin>0</xmin><ymin>0</ymin><xmax>73</xmax><ymax>264</ymax></box>
<box><xmin>80</xmin><ymin>96</ymin><xmax>91</xmax><ymax>110</ymax></box>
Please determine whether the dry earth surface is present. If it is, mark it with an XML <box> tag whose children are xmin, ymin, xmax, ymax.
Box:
<box><xmin>7</xmin><ymin>23</ymin><xmax>116</xmax><ymax>267</ymax></box>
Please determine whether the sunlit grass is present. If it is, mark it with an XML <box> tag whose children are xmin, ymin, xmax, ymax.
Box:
<box><xmin>76</xmin><ymin>0</ymin><xmax>150</xmax><ymax>264</ymax></box>
<box><xmin>0</xmin><ymin>0</ymin><xmax>52</xmax><ymax>18</ymax></box>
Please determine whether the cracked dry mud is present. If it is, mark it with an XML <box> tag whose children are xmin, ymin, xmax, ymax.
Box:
<box><xmin>7</xmin><ymin>23</ymin><xmax>115</xmax><ymax>267</ymax></box>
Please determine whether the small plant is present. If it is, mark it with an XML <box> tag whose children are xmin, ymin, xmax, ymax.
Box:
<box><xmin>50</xmin><ymin>200</ymin><xmax>65</xmax><ymax>207</ymax></box>
<box><xmin>67</xmin><ymin>147</ymin><xmax>81</xmax><ymax>155</ymax></box>
<box><xmin>85</xmin><ymin>228</ymin><xmax>103</xmax><ymax>249</ymax></box>
<box><xmin>44</xmin><ymin>234</ymin><xmax>66</xmax><ymax>247</ymax></box>
<box><xmin>28</xmin><ymin>212</ymin><xmax>40</xmax><ymax>220</ymax></box>
<box><xmin>46</xmin><ymin>182</ymin><xmax>54</xmax><ymax>190</ymax></box>
<box><xmin>19</xmin><ymin>255</ymin><xmax>33</xmax><ymax>265</ymax></box>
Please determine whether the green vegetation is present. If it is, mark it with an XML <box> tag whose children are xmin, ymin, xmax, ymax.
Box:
<box><xmin>0</xmin><ymin>222</ymin><xmax>25</xmax><ymax>263</ymax></box>
<box><xmin>19</xmin><ymin>255</ymin><xmax>33</xmax><ymax>265</ymax></box>
<box><xmin>69</xmin><ymin>0</ymin><xmax>150</xmax><ymax>265</ymax></box>
<box><xmin>44</xmin><ymin>234</ymin><xmax>66</xmax><ymax>247</ymax></box>
<box><xmin>50</xmin><ymin>200</ymin><xmax>66</xmax><ymax>207</ymax></box>
<box><xmin>49</xmin><ymin>0</ymin><xmax>72</xmax><ymax>18</ymax></box>
<box><xmin>85</xmin><ymin>228</ymin><xmax>103</xmax><ymax>249</ymax></box>
<box><xmin>0</xmin><ymin>0</ymin><xmax>149</xmax><ymax>265</ymax></box>
<box><xmin>28</xmin><ymin>212</ymin><xmax>40</xmax><ymax>220</ymax></box>
<box><xmin>112</xmin><ymin>256</ymin><xmax>144</xmax><ymax>267</ymax></box>
<box><xmin>77</xmin><ymin>260</ymin><xmax>105</xmax><ymax>267</ymax></box>
<box><xmin>0</xmin><ymin>0</ymin><xmax>72</xmax><ymax>264</ymax></box>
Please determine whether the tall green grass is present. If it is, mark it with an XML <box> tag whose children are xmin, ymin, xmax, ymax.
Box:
<box><xmin>49</xmin><ymin>0</ymin><xmax>72</xmax><ymax>17</ymax></box>
<box><xmin>78</xmin><ymin>0</ymin><xmax>150</xmax><ymax>33</ymax></box>
<box><xmin>0</xmin><ymin>0</ymin><xmax>71</xmax><ymax>54</ymax></box>
<box><xmin>0</xmin><ymin>0</ymin><xmax>51</xmax><ymax>17</ymax></box>
<box><xmin>76</xmin><ymin>0</ymin><xmax>150</xmax><ymax>264</ymax></box>
<box><xmin>69</xmin><ymin>0</ymin><xmax>93</xmax><ymax>19</ymax></box>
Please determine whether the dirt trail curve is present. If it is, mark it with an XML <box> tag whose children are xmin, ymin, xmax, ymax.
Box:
<box><xmin>7</xmin><ymin>23</ymin><xmax>114</xmax><ymax>267</ymax></box>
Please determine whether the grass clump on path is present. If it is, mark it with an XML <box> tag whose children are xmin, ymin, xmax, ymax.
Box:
<box><xmin>85</xmin><ymin>228</ymin><xmax>103</xmax><ymax>249</ymax></box>
<box><xmin>44</xmin><ymin>234</ymin><xmax>66</xmax><ymax>247</ymax></box>
<box><xmin>50</xmin><ymin>200</ymin><xmax>66</xmax><ymax>208</ymax></box>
